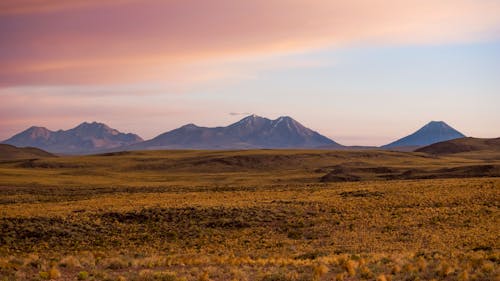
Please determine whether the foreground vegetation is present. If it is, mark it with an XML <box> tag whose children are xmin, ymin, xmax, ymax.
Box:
<box><xmin>0</xmin><ymin>150</ymin><xmax>498</xmax><ymax>280</ymax></box>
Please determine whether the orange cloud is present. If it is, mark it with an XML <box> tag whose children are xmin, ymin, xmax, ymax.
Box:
<box><xmin>0</xmin><ymin>0</ymin><xmax>499</xmax><ymax>86</ymax></box>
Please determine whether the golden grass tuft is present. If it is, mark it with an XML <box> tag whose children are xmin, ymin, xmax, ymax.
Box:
<box><xmin>60</xmin><ymin>255</ymin><xmax>81</xmax><ymax>268</ymax></box>
<box><xmin>312</xmin><ymin>263</ymin><xmax>329</xmax><ymax>280</ymax></box>
<box><xmin>343</xmin><ymin>259</ymin><xmax>357</xmax><ymax>277</ymax></box>
<box><xmin>49</xmin><ymin>267</ymin><xmax>61</xmax><ymax>279</ymax></box>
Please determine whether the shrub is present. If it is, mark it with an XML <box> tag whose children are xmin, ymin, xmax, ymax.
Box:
<box><xmin>39</xmin><ymin>272</ymin><xmax>49</xmax><ymax>280</ymax></box>
<box><xmin>103</xmin><ymin>258</ymin><xmax>129</xmax><ymax>270</ymax></box>
<box><xmin>39</xmin><ymin>267</ymin><xmax>61</xmax><ymax>279</ymax></box>
<box><xmin>137</xmin><ymin>270</ymin><xmax>178</xmax><ymax>281</ymax></box>
<box><xmin>49</xmin><ymin>267</ymin><xmax>61</xmax><ymax>279</ymax></box>
<box><xmin>260</xmin><ymin>273</ymin><xmax>290</xmax><ymax>281</ymax></box>
<box><xmin>391</xmin><ymin>264</ymin><xmax>401</xmax><ymax>274</ymax></box>
<box><xmin>359</xmin><ymin>265</ymin><xmax>374</xmax><ymax>279</ymax></box>
<box><xmin>198</xmin><ymin>271</ymin><xmax>210</xmax><ymax>281</ymax></box>
<box><xmin>334</xmin><ymin>273</ymin><xmax>344</xmax><ymax>281</ymax></box>
<box><xmin>342</xmin><ymin>260</ymin><xmax>356</xmax><ymax>277</ymax></box>
<box><xmin>77</xmin><ymin>271</ymin><xmax>89</xmax><ymax>280</ymax></box>
<box><xmin>60</xmin><ymin>256</ymin><xmax>81</xmax><ymax>268</ymax></box>
<box><xmin>457</xmin><ymin>271</ymin><xmax>469</xmax><ymax>281</ymax></box>
<box><xmin>312</xmin><ymin>263</ymin><xmax>328</xmax><ymax>280</ymax></box>
<box><xmin>295</xmin><ymin>251</ymin><xmax>328</xmax><ymax>260</ymax></box>
<box><xmin>437</xmin><ymin>261</ymin><xmax>454</xmax><ymax>277</ymax></box>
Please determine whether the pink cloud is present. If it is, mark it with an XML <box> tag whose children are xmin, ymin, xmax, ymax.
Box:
<box><xmin>0</xmin><ymin>0</ymin><xmax>499</xmax><ymax>86</ymax></box>
<box><xmin>0</xmin><ymin>0</ymin><xmax>132</xmax><ymax>15</ymax></box>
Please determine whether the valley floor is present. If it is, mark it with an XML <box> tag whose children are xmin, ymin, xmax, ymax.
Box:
<box><xmin>0</xmin><ymin>150</ymin><xmax>498</xmax><ymax>280</ymax></box>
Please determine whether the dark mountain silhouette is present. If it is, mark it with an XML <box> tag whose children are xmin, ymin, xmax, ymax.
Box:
<box><xmin>0</xmin><ymin>144</ymin><xmax>55</xmax><ymax>160</ymax></box>
<box><xmin>382</xmin><ymin>121</ymin><xmax>465</xmax><ymax>149</ymax></box>
<box><xmin>416</xmin><ymin>137</ymin><xmax>500</xmax><ymax>155</ymax></box>
<box><xmin>2</xmin><ymin>122</ymin><xmax>143</xmax><ymax>154</ymax></box>
<box><xmin>127</xmin><ymin>114</ymin><xmax>341</xmax><ymax>150</ymax></box>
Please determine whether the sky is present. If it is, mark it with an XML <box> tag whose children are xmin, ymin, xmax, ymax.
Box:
<box><xmin>1</xmin><ymin>0</ymin><xmax>499</xmax><ymax>146</ymax></box>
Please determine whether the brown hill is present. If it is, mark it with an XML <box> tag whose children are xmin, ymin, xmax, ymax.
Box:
<box><xmin>415</xmin><ymin>137</ymin><xmax>500</xmax><ymax>155</ymax></box>
<box><xmin>0</xmin><ymin>144</ymin><xmax>55</xmax><ymax>160</ymax></box>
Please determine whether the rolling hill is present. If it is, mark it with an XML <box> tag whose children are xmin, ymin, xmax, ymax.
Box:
<box><xmin>416</xmin><ymin>137</ymin><xmax>500</xmax><ymax>155</ymax></box>
<box><xmin>0</xmin><ymin>144</ymin><xmax>55</xmax><ymax>160</ymax></box>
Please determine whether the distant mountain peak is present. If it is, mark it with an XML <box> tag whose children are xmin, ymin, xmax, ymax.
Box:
<box><xmin>180</xmin><ymin>123</ymin><xmax>199</xmax><ymax>130</ymax></box>
<box><xmin>240</xmin><ymin>114</ymin><xmax>265</xmax><ymax>121</ymax></box>
<box><xmin>3</xmin><ymin>122</ymin><xmax>143</xmax><ymax>154</ymax></box>
<box><xmin>230</xmin><ymin>114</ymin><xmax>269</xmax><ymax>128</ymax></box>
<box><xmin>27</xmin><ymin>125</ymin><xmax>48</xmax><ymax>130</ymax></box>
<box><xmin>383</xmin><ymin>120</ymin><xmax>465</xmax><ymax>148</ymax></box>
<box><xmin>76</xmin><ymin>121</ymin><xmax>110</xmax><ymax>129</ymax></box>
<box><xmin>424</xmin><ymin>121</ymin><xmax>448</xmax><ymax>127</ymax></box>
<box><xmin>129</xmin><ymin>115</ymin><xmax>342</xmax><ymax>150</ymax></box>
<box><xmin>22</xmin><ymin>126</ymin><xmax>52</xmax><ymax>140</ymax></box>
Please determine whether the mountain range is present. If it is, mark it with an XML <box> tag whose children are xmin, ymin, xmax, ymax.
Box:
<box><xmin>126</xmin><ymin>115</ymin><xmax>340</xmax><ymax>150</ymax></box>
<box><xmin>2</xmin><ymin>115</ymin><xmax>470</xmax><ymax>154</ymax></box>
<box><xmin>2</xmin><ymin>122</ymin><xmax>143</xmax><ymax>154</ymax></box>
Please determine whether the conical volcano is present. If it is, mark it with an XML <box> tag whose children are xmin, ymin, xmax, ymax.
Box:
<box><xmin>382</xmin><ymin>121</ymin><xmax>465</xmax><ymax>148</ymax></box>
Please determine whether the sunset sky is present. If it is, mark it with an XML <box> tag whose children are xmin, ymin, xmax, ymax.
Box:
<box><xmin>1</xmin><ymin>0</ymin><xmax>499</xmax><ymax>145</ymax></box>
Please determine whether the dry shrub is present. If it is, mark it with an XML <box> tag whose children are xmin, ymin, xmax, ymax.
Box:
<box><xmin>77</xmin><ymin>271</ymin><xmax>89</xmax><ymax>280</ymax></box>
<box><xmin>260</xmin><ymin>272</ymin><xmax>289</xmax><ymax>281</ymax></box>
<box><xmin>26</xmin><ymin>254</ymin><xmax>40</xmax><ymax>268</ymax></box>
<box><xmin>102</xmin><ymin>257</ymin><xmax>129</xmax><ymax>270</ymax></box>
<box><xmin>60</xmin><ymin>255</ymin><xmax>81</xmax><ymax>268</ymax></box>
<box><xmin>198</xmin><ymin>271</ymin><xmax>210</xmax><ymax>281</ymax></box>
<box><xmin>49</xmin><ymin>267</ymin><xmax>61</xmax><ymax>279</ymax></box>
<box><xmin>312</xmin><ymin>263</ymin><xmax>328</xmax><ymax>280</ymax></box>
<box><xmin>229</xmin><ymin>268</ymin><xmax>248</xmax><ymax>281</ymax></box>
<box><xmin>416</xmin><ymin>256</ymin><xmax>427</xmax><ymax>271</ymax></box>
<box><xmin>39</xmin><ymin>271</ymin><xmax>50</xmax><ymax>280</ymax></box>
<box><xmin>342</xmin><ymin>259</ymin><xmax>356</xmax><ymax>277</ymax></box>
<box><xmin>437</xmin><ymin>261</ymin><xmax>454</xmax><ymax>277</ymax></box>
<box><xmin>391</xmin><ymin>264</ymin><xmax>401</xmax><ymax>274</ymax></box>
<box><xmin>359</xmin><ymin>265</ymin><xmax>374</xmax><ymax>279</ymax></box>
<box><xmin>402</xmin><ymin>263</ymin><xmax>416</xmax><ymax>274</ymax></box>
<box><xmin>137</xmin><ymin>269</ymin><xmax>179</xmax><ymax>281</ymax></box>
<box><xmin>458</xmin><ymin>270</ymin><xmax>469</xmax><ymax>281</ymax></box>
<box><xmin>78</xmin><ymin>252</ymin><xmax>96</xmax><ymax>268</ymax></box>
<box><xmin>481</xmin><ymin>261</ymin><xmax>494</xmax><ymax>273</ymax></box>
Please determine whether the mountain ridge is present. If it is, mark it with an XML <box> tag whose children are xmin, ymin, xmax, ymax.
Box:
<box><xmin>126</xmin><ymin>114</ymin><xmax>341</xmax><ymax>150</ymax></box>
<box><xmin>2</xmin><ymin>122</ymin><xmax>143</xmax><ymax>154</ymax></box>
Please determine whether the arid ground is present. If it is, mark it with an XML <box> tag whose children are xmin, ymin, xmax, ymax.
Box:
<box><xmin>0</xmin><ymin>150</ymin><xmax>498</xmax><ymax>280</ymax></box>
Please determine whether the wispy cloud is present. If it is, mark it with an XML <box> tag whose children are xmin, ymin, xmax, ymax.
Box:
<box><xmin>229</xmin><ymin>112</ymin><xmax>251</xmax><ymax>116</ymax></box>
<box><xmin>1</xmin><ymin>0</ymin><xmax>499</xmax><ymax>87</ymax></box>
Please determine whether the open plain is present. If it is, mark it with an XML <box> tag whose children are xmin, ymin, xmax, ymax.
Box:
<box><xmin>0</xmin><ymin>149</ymin><xmax>498</xmax><ymax>280</ymax></box>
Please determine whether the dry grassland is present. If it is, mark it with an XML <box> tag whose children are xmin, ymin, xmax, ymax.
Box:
<box><xmin>0</xmin><ymin>150</ymin><xmax>498</xmax><ymax>280</ymax></box>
